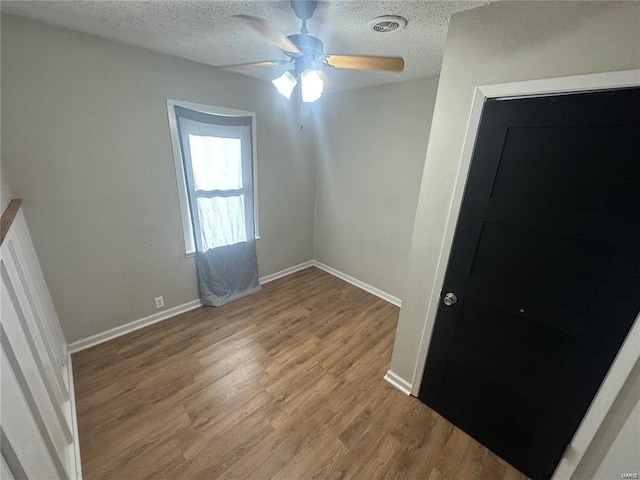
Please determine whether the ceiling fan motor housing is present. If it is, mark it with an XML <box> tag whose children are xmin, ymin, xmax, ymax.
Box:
<box><xmin>286</xmin><ymin>34</ymin><xmax>324</xmax><ymax>72</ymax></box>
<box><xmin>290</xmin><ymin>0</ymin><xmax>318</xmax><ymax>21</ymax></box>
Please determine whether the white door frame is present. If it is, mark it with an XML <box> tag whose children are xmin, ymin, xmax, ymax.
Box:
<box><xmin>410</xmin><ymin>69</ymin><xmax>640</xmax><ymax>480</ymax></box>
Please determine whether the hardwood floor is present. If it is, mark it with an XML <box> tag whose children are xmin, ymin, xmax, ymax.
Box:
<box><xmin>73</xmin><ymin>267</ymin><xmax>528</xmax><ymax>480</ymax></box>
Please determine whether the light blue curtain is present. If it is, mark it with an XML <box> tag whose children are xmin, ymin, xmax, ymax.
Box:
<box><xmin>175</xmin><ymin>106</ymin><xmax>260</xmax><ymax>306</ymax></box>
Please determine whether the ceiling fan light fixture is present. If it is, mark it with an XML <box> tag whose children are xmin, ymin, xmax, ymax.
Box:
<box><xmin>301</xmin><ymin>69</ymin><xmax>324</xmax><ymax>103</ymax></box>
<box><xmin>234</xmin><ymin>1</ymin><xmax>405</xmax><ymax>102</ymax></box>
<box><xmin>272</xmin><ymin>70</ymin><xmax>297</xmax><ymax>99</ymax></box>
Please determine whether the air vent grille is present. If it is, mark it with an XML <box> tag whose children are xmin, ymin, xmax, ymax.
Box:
<box><xmin>373</xmin><ymin>21</ymin><xmax>399</xmax><ymax>32</ymax></box>
<box><xmin>368</xmin><ymin>16</ymin><xmax>407</xmax><ymax>33</ymax></box>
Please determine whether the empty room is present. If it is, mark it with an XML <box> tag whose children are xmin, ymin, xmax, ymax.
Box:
<box><xmin>1</xmin><ymin>1</ymin><xmax>639</xmax><ymax>479</ymax></box>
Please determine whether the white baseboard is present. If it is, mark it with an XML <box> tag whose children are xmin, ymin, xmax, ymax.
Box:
<box><xmin>66</xmin><ymin>353</ymin><xmax>83</xmax><ymax>479</ymax></box>
<box><xmin>67</xmin><ymin>261</ymin><xmax>315</xmax><ymax>353</ymax></box>
<box><xmin>312</xmin><ymin>261</ymin><xmax>402</xmax><ymax>307</ymax></box>
<box><xmin>67</xmin><ymin>259</ymin><xmax>400</xmax><ymax>354</ymax></box>
<box><xmin>259</xmin><ymin>260</ymin><xmax>314</xmax><ymax>284</ymax></box>
<box><xmin>384</xmin><ymin>370</ymin><xmax>412</xmax><ymax>395</ymax></box>
<box><xmin>67</xmin><ymin>299</ymin><xmax>202</xmax><ymax>353</ymax></box>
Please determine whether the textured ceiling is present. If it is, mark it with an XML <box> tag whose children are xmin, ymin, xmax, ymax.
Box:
<box><xmin>1</xmin><ymin>1</ymin><xmax>487</xmax><ymax>91</ymax></box>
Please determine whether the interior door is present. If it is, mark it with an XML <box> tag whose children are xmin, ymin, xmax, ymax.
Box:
<box><xmin>1</xmin><ymin>205</ymin><xmax>74</xmax><ymax>479</ymax></box>
<box><xmin>418</xmin><ymin>87</ymin><xmax>640</xmax><ymax>480</ymax></box>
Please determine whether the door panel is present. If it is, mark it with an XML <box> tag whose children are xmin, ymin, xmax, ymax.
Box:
<box><xmin>470</xmin><ymin>221</ymin><xmax>615</xmax><ymax>311</ymax></box>
<box><xmin>452</xmin><ymin>296</ymin><xmax>575</xmax><ymax>385</ymax></box>
<box><xmin>492</xmin><ymin>124</ymin><xmax>639</xmax><ymax>213</ymax></box>
<box><xmin>1</xmin><ymin>207</ymin><xmax>74</xmax><ymax>479</ymax></box>
<box><xmin>418</xmin><ymin>88</ymin><xmax>640</xmax><ymax>480</ymax></box>
<box><xmin>1</xmin><ymin>350</ymin><xmax>62</xmax><ymax>479</ymax></box>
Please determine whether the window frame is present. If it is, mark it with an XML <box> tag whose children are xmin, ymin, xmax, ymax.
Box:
<box><xmin>167</xmin><ymin>99</ymin><xmax>259</xmax><ymax>256</ymax></box>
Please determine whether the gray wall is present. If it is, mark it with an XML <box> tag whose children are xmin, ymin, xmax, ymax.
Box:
<box><xmin>314</xmin><ymin>77</ymin><xmax>438</xmax><ymax>298</ymax></box>
<box><xmin>1</xmin><ymin>163</ymin><xmax>14</xmax><ymax>213</ymax></box>
<box><xmin>1</xmin><ymin>15</ymin><xmax>317</xmax><ymax>342</ymax></box>
<box><xmin>1</xmin><ymin>13</ymin><xmax>434</xmax><ymax>343</ymax></box>
<box><xmin>390</xmin><ymin>1</ymin><xmax>640</xmax><ymax>477</ymax></box>
<box><xmin>392</xmin><ymin>0</ymin><xmax>640</xmax><ymax>387</ymax></box>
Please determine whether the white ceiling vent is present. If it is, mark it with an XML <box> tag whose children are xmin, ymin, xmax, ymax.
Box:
<box><xmin>368</xmin><ymin>15</ymin><xmax>407</xmax><ymax>33</ymax></box>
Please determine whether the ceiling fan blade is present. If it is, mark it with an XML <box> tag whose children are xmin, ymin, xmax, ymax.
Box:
<box><xmin>323</xmin><ymin>55</ymin><xmax>404</xmax><ymax>72</ymax></box>
<box><xmin>221</xmin><ymin>60</ymin><xmax>288</xmax><ymax>69</ymax></box>
<box><xmin>235</xmin><ymin>15</ymin><xmax>301</xmax><ymax>54</ymax></box>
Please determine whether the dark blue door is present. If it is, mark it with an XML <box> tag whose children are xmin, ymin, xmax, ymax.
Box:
<box><xmin>419</xmin><ymin>87</ymin><xmax>640</xmax><ymax>480</ymax></box>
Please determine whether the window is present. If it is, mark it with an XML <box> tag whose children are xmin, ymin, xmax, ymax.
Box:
<box><xmin>167</xmin><ymin>100</ymin><xmax>259</xmax><ymax>255</ymax></box>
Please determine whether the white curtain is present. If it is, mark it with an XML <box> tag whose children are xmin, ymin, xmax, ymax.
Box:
<box><xmin>175</xmin><ymin>106</ymin><xmax>260</xmax><ymax>306</ymax></box>
<box><xmin>189</xmin><ymin>134</ymin><xmax>248</xmax><ymax>249</ymax></box>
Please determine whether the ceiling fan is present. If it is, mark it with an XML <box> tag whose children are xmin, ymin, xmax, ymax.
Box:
<box><xmin>226</xmin><ymin>0</ymin><xmax>405</xmax><ymax>103</ymax></box>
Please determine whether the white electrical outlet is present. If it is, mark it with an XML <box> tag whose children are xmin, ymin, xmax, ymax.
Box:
<box><xmin>154</xmin><ymin>296</ymin><xmax>164</xmax><ymax>309</ymax></box>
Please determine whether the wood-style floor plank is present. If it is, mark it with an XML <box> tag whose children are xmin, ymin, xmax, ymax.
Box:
<box><xmin>73</xmin><ymin>267</ymin><xmax>528</xmax><ymax>479</ymax></box>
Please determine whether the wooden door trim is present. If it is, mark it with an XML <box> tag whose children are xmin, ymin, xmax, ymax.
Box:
<box><xmin>409</xmin><ymin>69</ymin><xmax>640</xmax><ymax>479</ymax></box>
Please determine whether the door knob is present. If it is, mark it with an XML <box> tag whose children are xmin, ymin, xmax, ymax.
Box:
<box><xmin>443</xmin><ymin>292</ymin><xmax>458</xmax><ymax>306</ymax></box>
